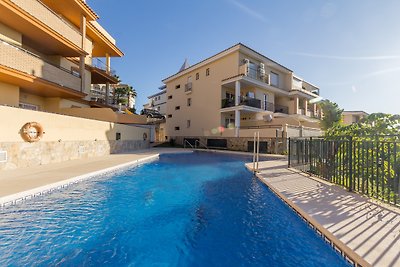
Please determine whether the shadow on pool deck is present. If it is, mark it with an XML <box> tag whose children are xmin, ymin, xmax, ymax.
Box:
<box><xmin>250</xmin><ymin>159</ymin><xmax>400</xmax><ymax>267</ymax></box>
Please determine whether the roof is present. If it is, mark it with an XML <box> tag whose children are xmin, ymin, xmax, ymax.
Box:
<box><xmin>162</xmin><ymin>43</ymin><xmax>293</xmax><ymax>83</ymax></box>
<box><xmin>343</xmin><ymin>111</ymin><xmax>369</xmax><ymax>116</ymax></box>
<box><xmin>147</xmin><ymin>89</ymin><xmax>167</xmax><ymax>99</ymax></box>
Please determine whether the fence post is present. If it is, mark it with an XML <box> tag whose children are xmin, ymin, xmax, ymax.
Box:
<box><xmin>288</xmin><ymin>137</ymin><xmax>291</xmax><ymax>168</ymax></box>
<box><xmin>348</xmin><ymin>136</ymin><xmax>353</xmax><ymax>192</ymax></box>
<box><xmin>309</xmin><ymin>137</ymin><xmax>313</xmax><ymax>173</ymax></box>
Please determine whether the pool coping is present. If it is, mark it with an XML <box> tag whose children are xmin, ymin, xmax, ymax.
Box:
<box><xmin>246</xmin><ymin>165</ymin><xmax>371</xmax><ymax>267</ymax></box>
<box><xmin>0</xmin><ymin>154</ymin><xmax>160</xmax><ymax>207</ymax></box>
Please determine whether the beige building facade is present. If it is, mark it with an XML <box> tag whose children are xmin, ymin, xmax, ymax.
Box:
<box><xmin>342</xmin><ymin>111</ymin><xmax>369</xmax><ymax>125</ymax></box>
<box><xmin>162</xmin><ymin>43</ymin><xmax>322</xmax><ymax>150</ymax></box>
<box><xmin>0</xmin><ymin>0</ymin><xmax>122</xmax><ymax>113</ymax></box>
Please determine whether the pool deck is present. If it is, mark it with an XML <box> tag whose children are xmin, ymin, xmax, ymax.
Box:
<box><xmin>248</xmin><ymin>159</ymin><xmax>400</xmax><ymax>267</ymax></box>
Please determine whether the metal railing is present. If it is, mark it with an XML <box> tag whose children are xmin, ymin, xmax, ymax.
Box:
<box><xmin>221</xmin><ymin>97</ymin><xmax>261</xmax><ymax>109</ymax></box>
<box><xmin>274</xmin><ymin>104</ymin><xmax>289</xmax><ymax>114</ymax></box>
<box><xmin>183</xmin><ymin>139</ymin><xmax>194</xmax><ymax>149</ymax></box>
<box><xmin>195</xmin><ymin>140</ymin><xmax>209</xmax><ymax>149</ymax></box>
<box><xmin>288</xmin><ymin>136</ymin><xmax>400</xmax><ymax>206</ymax></box>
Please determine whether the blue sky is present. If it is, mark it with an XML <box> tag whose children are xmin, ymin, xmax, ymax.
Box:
<box><xmin>87</xmin><ymin>0</ymin><xmax>400</xmax><ymax>114</ymax></box>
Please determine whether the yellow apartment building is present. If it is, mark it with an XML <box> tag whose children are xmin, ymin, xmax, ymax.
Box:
<box><xmin>0</xmin><ymin>0</ymin><xmax>122</xmax><ymax>113</ymax></box>
<box><xmin>162</xmin><ymin>43</ymin><xmax>322</xmax><ymax>151</ymax></box>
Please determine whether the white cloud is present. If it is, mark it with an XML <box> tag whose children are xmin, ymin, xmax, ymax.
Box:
<box><xmin>228</xmin><ymin>0</ymin><xmax>266</xmax><ymax>22</ymax></box>
<box><xmin>351</xmin><ymin>85</ymin><xmax>357</xmax><ymax>93</ymax></box>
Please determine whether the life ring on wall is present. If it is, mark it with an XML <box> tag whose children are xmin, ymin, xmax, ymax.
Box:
<box><xmin>21</xmin><ymin>122</ymin><xmax>44</xmax><ymax>142</ymax></box>
<box><xmin>143</xmin><ymin>132</ymin><xmax>148</xmax><ymax>141</ymax></box>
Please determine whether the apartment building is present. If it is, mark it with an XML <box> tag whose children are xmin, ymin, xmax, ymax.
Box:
<box><xmin>143</xmin><ymin>85</ymin><xmax>167</xmax><ymax>114</ymax></box>
<box><xmin>342</xmin><ymin>111</ymin><xmax>369</xmax><ymax>125</ymax></box>
<box><xmin>162</xmin><ymin>43</ymin><xmax>322</xmax><ymax>150</ymax></box>
<box><xmin>0</xmin><ymin>0</ymin><xmax>122</xmax><ymax>113</ymax></box>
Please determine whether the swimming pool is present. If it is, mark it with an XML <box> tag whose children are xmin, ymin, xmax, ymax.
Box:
<box><xmin>0</xmin><ymin>152</ymin><xmax>348</xmax><ymax>266</ymax></box>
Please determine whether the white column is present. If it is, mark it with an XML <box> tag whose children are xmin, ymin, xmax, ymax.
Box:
<box><xmin>235</xmin><ymin>109</ymin><xmax>240</xmax><ymax>137</ymax></box>
<box><xmin>106</xmin><ymin>53</ymin><xmax>111</xmax><ymax>74</ymax></box>
<box><xmin>235</xmin><ymin>80</ymin><xmax>240</xmax><ymax>106</ymax></box>
<box><xmin>105</xmin><ymin>82</ymin><xmax>110</xmax><ymax>104</ymax></box>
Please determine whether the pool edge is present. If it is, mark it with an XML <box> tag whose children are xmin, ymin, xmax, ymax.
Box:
<box><xmin>247</xmin><ymin>165</ymin><xmax>371</xmax><ymax>267</ymax></box>
<box><xmin>0</xmin><ymin>154</ymin><xmax>160</xmax><ymax>207</ymax></box>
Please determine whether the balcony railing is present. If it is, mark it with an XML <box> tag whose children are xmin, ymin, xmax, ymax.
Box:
<box><xmin>92</xmin><ymin>58</ymin><xmax>116</xmax><ymax>76</ymax></box>
<box><xmin>184</xmin><ymin>82</ymin><xmax>192</xmax><ymax>93</ymax></box>
<box><xmin>240</xmin><ymin>64</ymin><xmax>270</xmax><ymax>84</ymax></box>
<box><xmin>0</xmin><ymin>39</ymin><xmax>81</xmax><ymax>91</ymax></box>
<box><xmin>274</xmin><ymin>104</ymin><xmax>289</xmax><ymax>114</ymax></box>
<box><xmin>10</xmin><ymin>0</ymin><xmax>82</xmax><ymax>48</ymax></box>
<box><xmin>221</xmin><ymin>97</ymin><xmax>261</xmax><ymax>109</ymax></box>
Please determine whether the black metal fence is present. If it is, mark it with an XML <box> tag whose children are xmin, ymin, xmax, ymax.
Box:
<box><xmin>288</xmin><ymin>136</ymin><xmax>400</xmax><ymax>206</ymax></box>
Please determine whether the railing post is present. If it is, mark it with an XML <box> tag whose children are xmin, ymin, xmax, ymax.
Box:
<box><xmin>309</xmin><ymin>137</ymin><xmax>313</xmax><ymax>173</ymax></box>
<box><xmin>348</xmin><ymin>136</ymin><xmax>353</xmax><ymax>192</ymax></box>
<box><xmin>288</xmin><ymin>137</ymin><xmax>291</xmax><ymax>168</ymax></box>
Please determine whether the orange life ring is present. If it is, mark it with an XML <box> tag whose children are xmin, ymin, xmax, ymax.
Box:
<box><xmin>143</xmin><ymin>132</ymin><xmax>148</xmax><ymax>141</ymax></box>
<box><xmin>21</xmin><ymin>122</ymin><xmax>44</xmax><ymax>142</ymax></box>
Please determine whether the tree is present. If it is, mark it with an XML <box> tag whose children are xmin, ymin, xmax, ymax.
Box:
<box><xmin>326</xmin><ymin>113</ymin><xmax>400</xmax><ymax>139</ymax></box>
<box><xmin>318</xmin><ymin>100</ymin><xmax>343</xmax><ymax>130</ymax></box>
<box><xmin>113</xmin><ymin>85</ymin><xmax>134</xmax><ymax>104</ymax></box>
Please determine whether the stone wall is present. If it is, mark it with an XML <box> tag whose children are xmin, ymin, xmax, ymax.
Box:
<box><xmin>176</xmin><ymin>136</ymin><xmax>287</xmax><ymax>154</ymax></box>
<box><xmin>0</xmin><ymin>140</ymin><xmax>148</xmax><ymax>170</ymax></box>
<box><xmin>0</xmin><ymin>105</ymin><xmax>150</xmax><ymax>170</ymax></box>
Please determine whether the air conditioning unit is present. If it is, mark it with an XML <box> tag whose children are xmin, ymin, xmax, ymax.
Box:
<box><xmin>243</xmin><ymin>58</ymin><xmax>250</xmax><ymax>64</ymax></box>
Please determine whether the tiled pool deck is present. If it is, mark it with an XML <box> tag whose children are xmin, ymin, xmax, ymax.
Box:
<box><xmin>0</xmin><ymin>149</ymin><xmax>398</xmax><ymax>266</ymax></box>
<box><xmin>248</xmin><ymin>159</ymin><xmax>400</xmax><ymax>267</ymax></box>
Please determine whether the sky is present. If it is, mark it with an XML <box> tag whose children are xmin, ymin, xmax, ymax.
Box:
<box><xmin>87</xmin><ymin>0</ymin><xmax>400</xmax><ymax>115</ymax></box>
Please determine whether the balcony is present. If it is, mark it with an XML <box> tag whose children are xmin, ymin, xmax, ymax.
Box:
<box><xmin>274</xmin><ymin>104</ymin><xmax>289</xmax><ymax>114</ymax></box>
<box><xmin>221</xmin><ymin>97</ymin><xmax>261</xmax><ymax>109</ymax></box>
<box><xmin>4</xmin><ymin>0</ymin><xmax>83</xmax><ymax>54</ymax></box>
<box><xmin>240</xmin><ymin>64</ymin><xmax>269</xmax><ymax>84</ymax></box>
<box><xmin>0</xmin><ymin>39</ymin><xmax>81</xmax><ymax>92</ymax></box>
<box><xmin>184</xmin><ymin>82</ymin><xmax>192</xmax><ymax>94</ymax></box>
<box><xmin>91</xmin><ymin>58</ymin><xmax>118</xmax><ymax>84</ymax></box>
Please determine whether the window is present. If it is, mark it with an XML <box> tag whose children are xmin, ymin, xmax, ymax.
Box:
<box><xmin>187</xmin><ymin>98</ymin><xmax>191</xmax><ymax>106</ymax></box>
<box><xmin>187</xmin><ymin>120</ymin><xmax>191</xmax><ymax>128</ymax></box>
<box><xmin>175</xmin><ymin>126</ymin><xmax>180</xmax><ymax>131</ymax></box>
<box><xmin>175</xmin><ymin>106</ymin><xmax>180</xmax><ymax>110</ymax></box>
<box><xmin>196</xmin><ymin>73</ymin><xmax>199</xmax><ymax>80</ymax></box>
<box><xmin>270</xmin><ymin>72</ymin><xmax>279</xmax><ymax>87</ymax></box>
<box><xmin>206</xmin><ymin>68</ymin><xmax>210</xmax><ymax>76</ymax></box>
<box><xmin>167</xmin><ymin>114</ymin><xmax>172</xmax><ymax>118</ymax></box>
<box><xmin>168</xmin><ymin>95</ymin><xmax>172</xmax><ymax>99</ymax></box>
<box><xmin>175</xmin><ymin>84</ymin><xmax>180</xmax><ymax>89</ymax></box>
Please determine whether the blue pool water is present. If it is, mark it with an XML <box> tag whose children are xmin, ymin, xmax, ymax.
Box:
<box><xmin>0</xmin><ymin>152</ymin><xmax>348</xmax><ymax>266</ymax></box>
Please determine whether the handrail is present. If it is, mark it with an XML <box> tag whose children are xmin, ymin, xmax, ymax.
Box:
<box><xmin>195</xmin><ymin>140</ymin><xmax>209</xmax><ymax>149</ymax></box>
<box><xmin>183</xmin><ymin>139</ymin><xmax>194</xmax><ymax>149</ymax></box>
